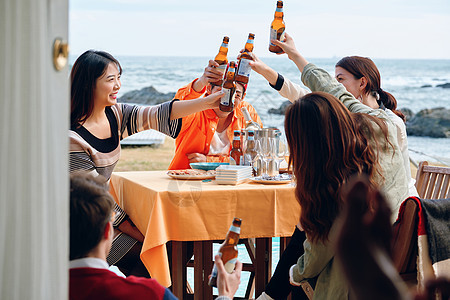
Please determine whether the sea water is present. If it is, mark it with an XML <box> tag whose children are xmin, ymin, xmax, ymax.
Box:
<box><xmin>113</xmin><ymin>55</ymin><xmax>450</xmax><ymax>164</ymax></box>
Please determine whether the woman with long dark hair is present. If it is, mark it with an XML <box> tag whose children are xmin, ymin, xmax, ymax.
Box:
<box><xmin>252</xmin><ymin>34</ymin><xmax>409</xmax><ymax>300</ymax></box>
<box><xmin>335</xmin><ymin>56</ymin><xmax>418</xmax><ymax>196</ymax></box>
<box><xmin>69</xmin><ymin>50</ymin><xmax>223</xmax><ymax>275</ymax></box>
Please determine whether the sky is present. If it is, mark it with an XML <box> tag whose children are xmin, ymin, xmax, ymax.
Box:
<box><xmin>69</xmin><ymin>0</ymin><xmax>450</xmax><ymax>59</ymax></box>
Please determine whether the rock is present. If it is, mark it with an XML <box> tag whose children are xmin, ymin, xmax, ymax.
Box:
<box><xmin>421</xmin><ymin>84</ymin><xmax>432</xmax><ymax>88</ymax></box>
<box><xmin>436</xmin><ymin>83</ymin><xmax>450</xmax><ymax>89</ymax></box>
<box><xmin>406</xmin><ymin>107</ymin><xmax>450</xmax><ymax>138</ymax></box>
<box><xmin>119</xmin><ymin>86</ymin><xmax>175</xmax><ymax>105</ymax></box>
<box><xmin>268</xmin><ymin>100</ymin><xmax>292</xmax><ymax>115</ymax></box>
<box><xmin>399</xmin><ymin>108</ymin><xmax>414</xmax><ymax>122</ymax></box>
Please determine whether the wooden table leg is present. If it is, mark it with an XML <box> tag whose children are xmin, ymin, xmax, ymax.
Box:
<box><xmin>171</xmin><ymin>241</ymin><xmax>187</xmax><ymax>299</ymax></box>
<box><xmin>203</xmin><ymin>241</ymin><xmax>213</xmax><ymax>300</ymax></box>
<box><xmin>255</xmin><ymin>238</ymin><xmax>272</xmax><ymax>296</ymax></box>
<box><xmin>193</xmin><ymin>241</ymin><xmax>204</xmax><ymax>300</ymax></box>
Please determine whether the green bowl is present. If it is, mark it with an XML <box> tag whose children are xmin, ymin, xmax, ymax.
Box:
<box><xmin>189</xmin><ymin>162</ymin><xmax>229</xmax><ymax>170</ymax></box>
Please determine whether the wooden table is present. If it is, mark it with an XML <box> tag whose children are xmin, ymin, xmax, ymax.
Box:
<box><xmin>109</xmin><ymin>171</ymin><xmax>300</xmax><ymax>299</ymax></box>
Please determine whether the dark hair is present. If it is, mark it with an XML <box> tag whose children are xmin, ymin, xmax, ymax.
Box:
<box><xmin>70</xmin><ymin>172</ymin><xmax>114</xmax><ymax>260</ymax></box>
<box><xmin>70</xmin><ymin>50</ymin><xmax>122</xmax><ymax>128</ymax></box>
<box><xmin>284</xmin><ymin>92</ymin><xmax>389</xmax><ymax>243</ymax></box>
<box><xmin>336</xmin><ymin>56</ymin><xmax>405</xmax><ymax>122</ymax></box>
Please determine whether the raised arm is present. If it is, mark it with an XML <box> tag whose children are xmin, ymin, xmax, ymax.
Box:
<box><xmin>247</xmin><ymin>51</ymin><xmax>309</xmax><ymax>103</ymax></box>
<box><xmin>271</xmin><ymin>34</ymin><xmax>388</xmax><ymax>120</ymax></box>
<box><xmin>170</xmin><ymin>91</ymin><xmax>223</xmax><ymax>120</ymax></box>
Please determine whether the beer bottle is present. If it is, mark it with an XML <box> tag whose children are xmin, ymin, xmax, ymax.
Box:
<box><xmin>243</xmin><ymin>130</ymin><xmax>258</xmax><ymax>166</ymax></box>
<box><xmin>269</xmin><ymin>1</ymin><xmax>285</xmax><ymax>54</ymax></box>
<box><xmin>230</xmin><ymin>130</ymin><xmax>243</xmax><ymax>165</ymax></box>
<box><xmin>241</xmin><ymin>106</ymin><xmax>261</xmax><ymax>130</ymax></box>
<box><xmin>208</xmin><ymin>218</ymin><xmax>242</xmax><ymax>287</ymax></box>
<box><xmin>235</xmin><ymin>33</ymin><xmax>255</xmax><ymax>84</ymax></box>
<box><xmin>219</xmin><ymin>61</ymin><xmax>236</xmax><ymax>112</ymax></box>
<box><xmin>212</xmin><ymin>36</ymin><xmax>230</xmax><ymax>86</ymax></box>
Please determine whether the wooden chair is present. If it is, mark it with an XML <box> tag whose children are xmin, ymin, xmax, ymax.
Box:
<box><xmin>415</xmin><ymin>161</ymin><xmax>450</xmax><ymax>199</ymax></box>
<box><xmin>392</xmin><ymin>161</ymin><xmax>450</xmax><ymax>287</ymax></box>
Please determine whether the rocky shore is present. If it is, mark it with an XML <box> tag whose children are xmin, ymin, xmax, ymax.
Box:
<box><xmin>119</xmin><ymin>86</ymin><xmax>175</xmax><ymax>105</ymax></box>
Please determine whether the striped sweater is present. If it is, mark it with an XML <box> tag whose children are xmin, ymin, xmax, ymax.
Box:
<box><xmin>69</xmin><ymin>101</ymin><xmax>181</xmax><ymax>264</ymax></box>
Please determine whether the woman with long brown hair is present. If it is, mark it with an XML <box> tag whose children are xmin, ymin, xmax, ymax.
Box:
<box><xmin>335</xmin><ymin>56</ymin><xmax>418</xmax><ymax>196</ymax></box>
<box><xmin>253</xmin><ymin>34</ymin><xmax>409</xmax><ymax>300</ymax></box>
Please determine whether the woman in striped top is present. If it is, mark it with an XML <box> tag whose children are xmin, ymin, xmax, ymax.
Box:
<box><xmin>69</xmin><ymin>50</ymin><xmax>223</xmax><ymax>275</ymax></box>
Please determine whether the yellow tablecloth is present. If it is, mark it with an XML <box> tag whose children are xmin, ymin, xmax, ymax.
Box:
<box><xmin>109</xmin><ymin>171</ymin><xmax>300</xmax><ymax>287</ymax></box>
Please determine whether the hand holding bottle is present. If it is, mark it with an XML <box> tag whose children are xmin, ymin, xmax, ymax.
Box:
<box><xmin>213</xmin><ymin>254</ymin><xmax>242</xmax><ymax>299</ymax></box>
<box><xmin>270</xmin><ymin>33</ymin><xmax>309</xmax><ymax>73</ymax></box>
<box><xmin>245</xmin><ymin>52</ymin><xmax>279</xmax><ymax>87</ymax></box>
<box><xmin>195</xmin><ymin>60</ymin><xmax>225</xmax><ymax>92</ymax></box>
<box><xmin>202</xmin><ymin>90</ymin><xmax>225</xmax><ymax>109</ymax></box>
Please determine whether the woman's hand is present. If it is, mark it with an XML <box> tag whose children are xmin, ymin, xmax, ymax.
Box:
<box><xmin>270</xmin><ymin>32</ymin><xmax>297</xmax><ymax>58</ymax></box>
<box><xmin>170</xmin><ymin>91</ymin><xmax>224</xmax><ymax>120</ymax></box>
<box><xmin>247</xmin><ymin>52</ymin><xmax>270</xmax><ymax>75</ymax></box>
<box><xmin>187</xmin><ymin>153</ymin><xmax>207</xmax><ymax>163</ymax></box>
<box><xmin>236</xmin><ymin>50</ymin><xmax>278</xmax><ymax>86</ymax></box>
<box><xmin>271</xmin><ymin>33</ymin><xmax>309</xmax><ymax>72</ymax></box>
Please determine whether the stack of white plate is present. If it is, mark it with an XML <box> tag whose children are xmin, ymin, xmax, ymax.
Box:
<box><xmin>215</xmin><ymin>165</ymin><xmax>253</xmax><ymax>185</ymax></box>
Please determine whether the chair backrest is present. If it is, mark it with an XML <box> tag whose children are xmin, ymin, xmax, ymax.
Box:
<box><xmin>392</xmin><ymin>199</ymin><xmax>418</xmax><ymax>279</ymax></box>
<box><xmin>392</xmin><ymin>161</ymin><xmax>450</xmax><ymax>284</ymax></box>
<box><xmin>415</xmin><ymin>161</ymin><xmax>450</xmax><ymax>199</ymax></box>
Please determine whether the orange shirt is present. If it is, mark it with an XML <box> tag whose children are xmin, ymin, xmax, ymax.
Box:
<box><xmin>168</xmin><ymin>79</ymin><xmax>263</xmax><ymax>170</ymax></box>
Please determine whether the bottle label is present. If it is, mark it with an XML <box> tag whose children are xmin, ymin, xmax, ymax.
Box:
<box><xmin>247</xmin><ymin>39</ymin><xmax>254</xmax><ymax>44</ymax></box>
<box><xmin>221</xmin><ymin>42</ymin><xmax>228</xmax><ymax>48</ymax></box>
<box><xmin>237</xmin><ymin>58</ymin><xmax>252</xmax><ymax>77</ymax></box>
<box><xmin>270</xmin><ymin>27</ymin><xmax>285</xmax><ymax>46</ymax></box>
<box><xmin>212</xmin><ymin>256</ymin><xmax>237</xmax><ymax>275</ymax></box>
<box><xmin>221</xmin><ymin>88</ymin><xmax>235</xmax><ymax>106</ymax></box>
<box><xmin>276</xmin><ymin>7</ymin><xmax>283</xmax><ymax>12</ymax></box>
<box><xmin>269</xmin><ymin>28</ymin><xmax>278</xmax><ymax>46</ymax></box>
<box><xmin>224</xmin><ymin>258</ymin><xmax>237</xmax><ymax>274</ymax></box>
<box><xmin>217</xmin><ymin>64</ymin><xmax>227</xmax><ymax>74</ymax></box>
<box><xmin>229</xmin><ymin>225</ymin><xmax>241</xmax><ymax>234</ymax></box>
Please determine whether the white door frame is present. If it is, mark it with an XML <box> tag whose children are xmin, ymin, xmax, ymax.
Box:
<box><xmin>0</xmin><ymin>0</ymin><xmax>69</xmax><ymax>299</ymax></box>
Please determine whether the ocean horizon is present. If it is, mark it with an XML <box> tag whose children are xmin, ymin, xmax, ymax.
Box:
<box><xmin>100</xmin><ymin>55</ymin><xmax>450</xmax><ymax>164</ymax></box>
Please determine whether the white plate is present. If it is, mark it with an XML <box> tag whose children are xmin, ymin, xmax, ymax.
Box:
<box><xmin>249</xmin><ymin>177</ymin><xmax>292</xmax><ymax>185</ymax></box>
<box><xmin>167</xmin><ymin>171</ymin><xmax>215</xmax><ymax>180</ymax></box>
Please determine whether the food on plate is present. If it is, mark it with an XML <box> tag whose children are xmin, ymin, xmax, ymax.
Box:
<box><xmin>168</xmin><ymin>169</ymin><xmax>216</xmax><ymax>176</ymax></box>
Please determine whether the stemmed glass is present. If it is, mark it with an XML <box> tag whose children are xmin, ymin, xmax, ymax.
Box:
<box><xmin>252</xmin><ymin>140</ymin><xmax>264</xmax><ymax>177</ymax></box>
<box><xmin>273</xmin><ymin>138</ymin><xmax>287</xmax><ymax>172</ymax></box>
<box><xmin>262</xmin><ymin>137</ymin><xmax>277</xmax><ymax>176</ymax></box>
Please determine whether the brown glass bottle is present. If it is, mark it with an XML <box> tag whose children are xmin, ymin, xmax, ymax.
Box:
<box><xmin>235</xmin><ymin>33</ymin><xmax>255</xmax><ymax>84</ymax></box>
<box><xmin>219</xmin><ymin>61</ymin><xmax>236</xmax><ymax>112</ymax></box>
<box><xmin>211</xmin><ymin>36</ymin><xmax>229</xmax><ymax>86</ymax></box>
<box><xmin>208</xmin><ymin>218</ymin><xmax>242</xmax><ymax>287</ymax></box>
<box><xmin>229</xmin><ymin>130</ymin><xmax>243</xmax><ymax>165</ymax></box>
<box><xmin>269</xmin><ymin>1</ymin><xmax>285</xmax><ymax>53</ymax></box>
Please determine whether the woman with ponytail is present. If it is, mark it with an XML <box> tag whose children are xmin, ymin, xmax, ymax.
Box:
<box><xmin>335</xmin><ymin>56</ymin><xmax>418</xmax><ymax>196</ymax></box>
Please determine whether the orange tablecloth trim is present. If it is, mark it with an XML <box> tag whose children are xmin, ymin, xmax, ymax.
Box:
<box><xmin>109</xmin><ymin>171</ymin><xmax>300</xmax><ymax>287</ymax></box>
